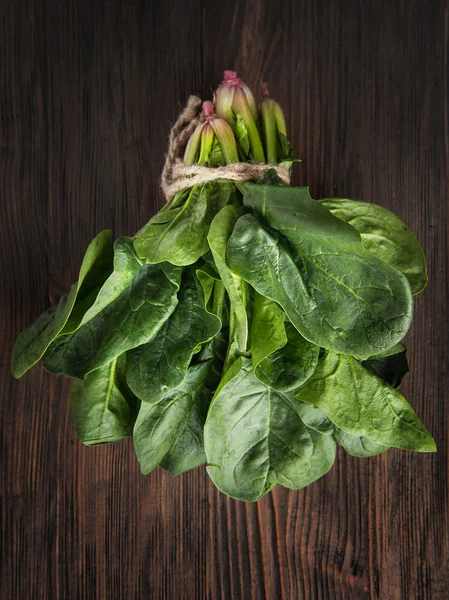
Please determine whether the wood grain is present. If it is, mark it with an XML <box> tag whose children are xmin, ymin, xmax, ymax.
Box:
<box><xmin>1</xmin><ymin>1</ymin><xmax>448</xmax><ymax>598</ymax></box>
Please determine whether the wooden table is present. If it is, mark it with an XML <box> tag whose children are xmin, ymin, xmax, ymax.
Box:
<box><xmin>2</xmin><ymin>1</ymin><xmax>448</xmax><ymax>598</ymax></box>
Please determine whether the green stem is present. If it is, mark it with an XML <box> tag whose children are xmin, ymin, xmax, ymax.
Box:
<box><xmin>261</xmin><ymin>99</ymin><xmax>277</xmax><ymax>164</ymax></box>
<box><xmin>211</xmin><ymin>280</ymin><xmax>226</xmax><ymax>319</ymax></box>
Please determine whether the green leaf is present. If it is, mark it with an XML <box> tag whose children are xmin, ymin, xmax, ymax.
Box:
<box><xmin>333</xmin><ymin>429</ymin><xmax>389</xmax><ymax>457</ymax></box>
<box><xmin>257</xmin><ymin>324</ymin><xmax>319</xmax><ymax>392</ymax></box>
<box><xmin>208</xmin><ymin>205</ymin><xmax>251</xmax><ymax>367</ymax></box>
<box><xmin>320</xmin><ymin>198</ymin><xmax>427</xmax><ymax>295</ymax></box>
<box><xmin>134</xmin><ymin>181</ymin><xmax>236</xmax><ymax>266</ymax></box>
<box><xmin>79</xmin><ymin>236</ymin><xmax>144</xmax><ymax>326</ymax></box>
<box><xmin>12</xmin><ymin>230</ymin><xmax>114</xmax><ymax>378</ymax></box>
<box><xmin>295</xmin><ymin>402</ymin><xmax>334</xmax><ymax>435</ymax></box>
<box><xmin>276</xmin><ymin>131</ymin><xmax>302</xmax><ymax>168</ymax></box>
<box><xmin>251</xmin><ymin>293</ymin><xmax>319</xmax><ymax>391</ymax></box>
<box><xmin>70</xmin><ymin>354</ymin><xmax>139</xmax><ymax>445</ymax></box>
<box><xmin>251</xmin><ymin>292</ymin><xmax>287</xmax><ymax>366</ymax></box>
<box><xmin>235</xmin><ymin>113</ymin><xmax>250</xmax><ymax>157</ymax></box>
<box><xmin>195</xmin><ymin>262</ymin><xmax>221</xmax><ymax>308</ymax></box>
<box><xmin>204</xmin><ymin>358</ymin><xmax>336</xmax><ymax>502</ymax></box>
<box><xmin>228</xmin><ymin>199</ymin><xmax>413</xmax><ymax>358</ymax></box>
<box><xmin>133</xmin><ymin>361</ymin><xmax>211</xmax><ymax>475</ymax></box>
<box><xmin>361</xmin><ymin>343</ymin><xmax>409</xmax><ymax>388</ymax></box>
<box><xmin>208</xmin><ymin>135</ymin><xmax>225</xmax><ymax>167</ymax></box>
<box><xmin>159</xmin><ymin>386</ymin><xmax>211</xmax><ymax>475</ymax></box>
<box><xmin>42</xmin><ymin>263</ymin><xmax>181</xmax><ymax>378</ymax></box>
<box><xmin>293</xmin><ymin>351</ymin><xmax>436</xmax><ymax>452</ymax></box>
<box><xmin>126</xmin><ymin>269</ymin><xmax>221</xmax><ymax>403</ymax></box>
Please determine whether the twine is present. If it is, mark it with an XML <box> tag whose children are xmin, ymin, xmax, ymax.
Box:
<box><xmin>161</xmin><ymin>96</ymin><xmax>291</xmax><ymax>201</ymax></box>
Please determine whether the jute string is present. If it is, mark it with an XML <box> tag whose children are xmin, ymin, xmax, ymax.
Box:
<box><xmin>161</xmin><ymin>95</ymin><xmax>291</xmax><ymax>201</ymax></box>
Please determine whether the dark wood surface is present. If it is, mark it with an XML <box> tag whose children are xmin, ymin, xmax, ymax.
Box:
<box><xmin>1</xmin><ymin>1</ymin><xmax>448</xmax><ymax>598</ymax></box>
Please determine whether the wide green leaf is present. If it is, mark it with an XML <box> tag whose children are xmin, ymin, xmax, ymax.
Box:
<box><xmin>294</xmin><ymin>402</ymin><xmax>334</xmax><ymax>435</ymax></box>
<box><xmin>159</xmin><ymin>386</ymin><xmax>211</xmax><ymax>475</ymax></box>
<box><xmin>133</xmin><ymin>361</ymin><xmax>211</xmax><ymax>475</ymax></box>
<box><xmin>251</xmin><ymin>292</ymin><xmax>287</xmax><ymax>367</ymax></box>
<box><xmin>334</xmin><ymin>429</ymin><xmax>389</xmax><ymax>457</ymax></box>
<box><xmin>260</xmin><ymin>330</ymin><xmax>318</xmax><ymax>394</ymax></box>
<box><xmin>227</xmin><ymin>212</ymin><xmax>413</xmax><ymax>359</ymax></box>
<box><xmin>79</xmin><ymin>236</ymin><xmax>143</xmax><ymax>325</ymax></box>
<box><xmin>42</xmin><ymin>263</ymin><xmax>181</xmax><ymax>378</ymax></box>
<box><xmin>293</xmin><ymin>351</ymin><xmax>436</xmax><ymax>452</ymax></box>
<box><xmin>251</xmin><ymin>293</ymin><xmax>319</xmax><ymax>391</ymax></box>
<box><xmin>134</xmin><ymin>181</ymin><xmax>236</xmax><ymax>266</ymax></box>
<box><xmin>204</xmin><ymin>358</ymin><xmax>336</xmax><ymax>502</ymax></box>
<box><xmin>12</xmin><ymin>230</ymin><xmax>114</xmax><ymax>378</ymax></box>
<box><xmin>70</xmin><ymin>354</ymin><xmax>139</xmax><ymax>445</ymax></box>
<box><xmin>126</xmin><ymin>269</ymin><xmax>221</xmax><ymax>404</ymax></box>
<box><xmin>320</xmin><ymin>198</ymin><xmax>427</xmax><ymax>294</ymax></box>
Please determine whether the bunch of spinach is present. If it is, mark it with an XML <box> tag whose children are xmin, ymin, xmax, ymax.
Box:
<box><xmin>11</xmin><ymin>171</ymin><xmax>434</xmax><ymax>501</ymax></box>
<box><xmin>12</xmin><ymin>74</ymin><xmax>434</xmax><ymax>502</ymax></box>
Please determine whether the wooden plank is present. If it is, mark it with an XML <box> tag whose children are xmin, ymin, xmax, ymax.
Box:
<box><xmin>1</xmin><ymin>1</ymin><xmax>448</xmax><ymax>598</ymax></box>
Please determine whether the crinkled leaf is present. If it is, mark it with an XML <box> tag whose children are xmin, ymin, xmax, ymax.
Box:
<box><xmin>320</xmin><ymin>198</ymin><xmax>427</xmax><ymax>295</ymax></box>
<box><xmin>12</xmin><ymin>230</ymin><xmax>114</xmax><ymax>378</ymax></box>
<box><xmin>126</xmin><ymin>269</ymin><xmax>221</xmax><ymax>404</ymax></box>
<box><xmin>70</xmin><ymin>354</ymin><xmax>139</xmax><ymax>445</ymax></box>
<box><xmin>228</xmin><ymin>207</ymin><xmax>413</xmax><ymax>359</ymax></box>
<box><xmin>204</xmin><ymin>358</ymin><xmax>336</xmax><ymax>502</ymax></box>
<box><xmin>134</xmin><ymin>181</ymin><xmax>236</xmax><ymax>266</ymax></box>
<box><xmin>293</xmin><ymin>351</ymin><xmax>436</xmax><ymax>452</ymax></box>
<box><xmin>295</xmin><ymin>402</ymin><xmax>334</xmax><ymax>435</ymax></box>
<box><xmin>133</xmin><ymin>361</ymin><xmax>211</xmax><ymax>475</ymax></box>
<box><xmin>42</xmin><ymin>263</ymin><xmax>181</xmax><ymax>378</ymax></box>
<box><xmin>80</xmin><ymin>236</ymin><xmax>143</xmax><ymax>326</ymax></box>
<box><xmin>251</xmin><ymin>292</ymin><xmax>287</xmax><ymax>366</ymax></box>
<box><xmin>256</xmin><ymin>324</ymin><xmax>319</xmax><ymax>392</ymax></box>
<box><xmin>334</xmin><ymin>428</ymin><xmax>389</xmax><ymax>457</ymax></box>
<box><xmin>159</xmin><ymin>385</ymin><xmax>212</xmax><ymax>475</ymax></box>
<box><xmin>251</xmin><ymin>293</ymin><xmax>319</xmax><ymax>391</ymax></box>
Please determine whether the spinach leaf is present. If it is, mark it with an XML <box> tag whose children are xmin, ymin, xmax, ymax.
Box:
<box><xmin>79</xmin><ymin>236</ymin><xmax>144</xmax><ymax>325</ymax></box>
<box><xmin>42</xmin><ymin>263</ymin><xmax>181</xmax><ymax>378</ymax></box>
<box><xmin>134</xmin><ymin>181</ymin><xmax>236</xmax><ymax>266</ymax></box>
<box><xmin>251</xmin><ymin>292</ymin><xmax>287</xmax><ymax>366</ymax></box>
<box><xmin>361</xmin><ymin>343</ymin><xmax>409</xmax><ymax>388</ymax></box>
<box><xmin>12</xmin><ymin>229</ymin><xmax>114</xmax><ymax>378</ymax></box>
<box><xmin>294</xmin><ymin>402</ymin><xmax>334</xmax><ymax>435</ymax></box>
<box><xmin>159</xmin><ymin>385</ymin><xmax>211</xmax><ymax>475</ymax></box>
<box><xmin>133</xmin><ymin>361</ymin><xmax>211</xmax><ymax>475</ymax></box>
<box><xmin>319</xmin><ymin>198</ymin><xmax>427</xmax><ymax>294</ymax></box>
<box><xmin>208</xmin><ymin>205</ymin><xmax>251</xmax><ymax>368</ymax></box>
<box><xmin>251</xmin><ymin>293</ymin><xmax>319</xmax><ymax>391</ymax></box>
<box><xmin>227</xmin><ymin>211</ymin><xmax>413</xmax><ymax>359</ymax></box>
<box><xmin>293</xmin><ymin>351</ymin><xmax>436</xmax><ymax>452</ymax></box>
<box><xmin>70</xmin><ymin>354</ymin><xmax>139</xmax><ymax>445</ymax></box>
<box><xmin>193</xmin><ymin>283</ymin><xmax>230</xmax><ymax>391</ymax></box>
<box><xmin>196</xmin><ymin>262</ymin><xmax>221</xmax><ymax>308</ymax></box>
<box><xmin>126</xmin><ymin>269</ymin><xmax>221</xmax><ymax>404</ymax></box>
<box><xmin>333</xmin><ymin>429</ymin><xmax>389</xmax><ymax>457</ymax></box>
<box><xmin>204</xmin><ymin>358</ymin><xmax>336</xmax><ymax>501</ymax></box>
